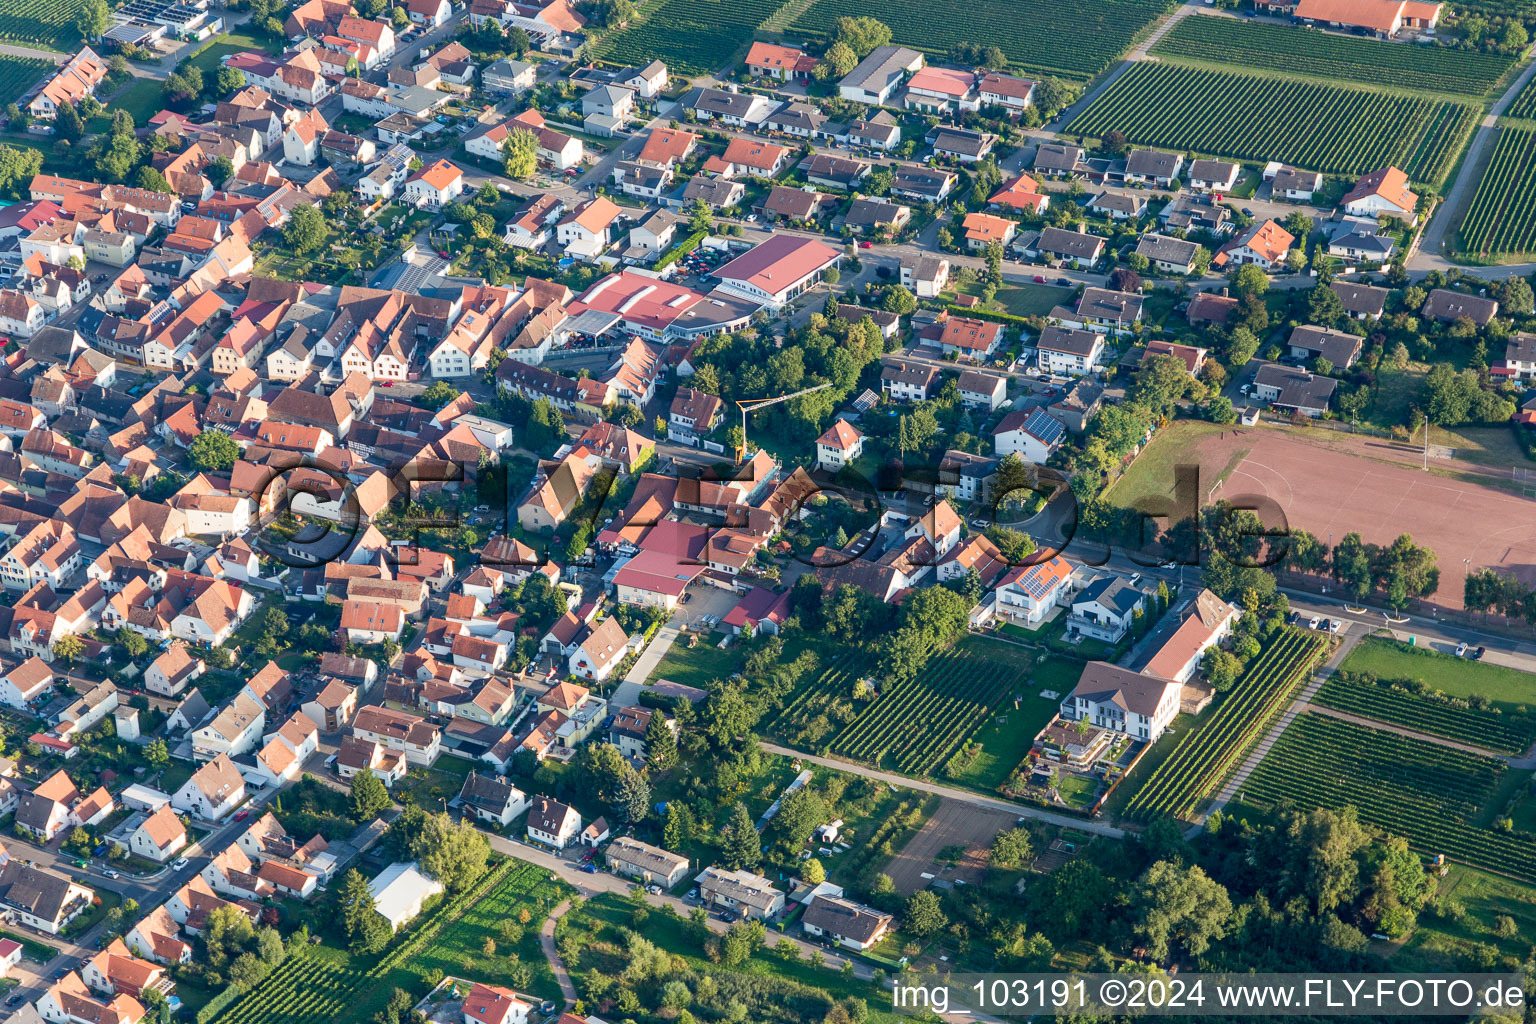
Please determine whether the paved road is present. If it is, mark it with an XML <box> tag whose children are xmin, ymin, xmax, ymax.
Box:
<box><xmin>759</xmin><ymin>742</ymin><xmax>1125</xmax><ymax>837</ymax></box>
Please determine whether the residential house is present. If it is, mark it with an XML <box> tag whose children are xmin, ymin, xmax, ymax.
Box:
<box><xmin>695</xmin><ymin>866</ymin><xmax>783</xmax><ymax>920</ymax></box>
<box><xmin>1060</xmin><ymin>660</ymin><xmax>1182</xmax><ymax>742</ymax></box>
<box><xmin>525</xmin><ymin>795</ymin><xmax>581</xmax><ymax>849</ymax></box>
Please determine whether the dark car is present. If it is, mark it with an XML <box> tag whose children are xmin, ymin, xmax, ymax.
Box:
<box><xmin>1056</xmin><ymin>277</ymin><xmax>1071</xmax><ymax>286</ymax></box>
<box><xmin>1474</xmin><ymin>646</ymin><xmax>1487</xmax><ymax>661</ymax></box>
<box><xmin>7</xmin><ymin>993</ymin><xmax>25</xmax><ymax>1006</ymax></box>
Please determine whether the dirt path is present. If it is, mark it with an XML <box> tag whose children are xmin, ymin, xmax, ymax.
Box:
<box><xmin>759</xmin><ymin>742</ymin><xmax>1125</xmax><ymax>837</ymax></box>
<box><xmin>1305</xmin><ymin>703</ymin><xmax>1522</xmax><ymax>761</ymax></box>
<box><xmin>539</xmin><ymin>900</ymin><xmax>578</xmax><ymax>1008</ymax></box>
<box><xmin>1197</xmin><ymin>634</ymin><xmax>1358</xmax><ymax>827</ymax></box>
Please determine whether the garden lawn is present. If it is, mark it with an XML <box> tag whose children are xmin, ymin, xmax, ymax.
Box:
<box><xmin>648</xmin><ymin>639</ymin><xmax>742</xmax><ymax>689</ymax></box>
<box><xmin>1340</xmin><ymin>637</ymin><xmax>1536</xmax><ymax>707</ymax></box>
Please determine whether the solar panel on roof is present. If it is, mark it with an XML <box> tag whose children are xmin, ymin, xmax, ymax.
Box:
<box><xmin>1023</xmin><ymin>409</ymin><xmax>1065</xmax><ymax>446</ymax></box>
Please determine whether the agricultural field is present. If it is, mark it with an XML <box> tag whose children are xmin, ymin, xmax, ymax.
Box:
<box><xmin>1503</xmin><ymin>71</ymin><xmax>1536</xmax><ymax>120</ymax></box>
<box><xmin>0</xmin><ymin>0</ymin><xmax>87</xmax><ymax>51</ymax></box>
<box><xmin>591</xmin><ymin>0</ymin><xmax>787</xmax><ymax>78</ymax></box>
<box><xmin>1123</xmin><ymin>629</ymin><xmax>1327</xmax><ymax>823</ymax></box>
<box><xmin>1066</xmin><ymin>62</ymin><xmax>1479</xmax><ymax>184</ymax></box>
<box><xmin>827</xmin><ymin>645</ymin><xmax>1032</xmax><ymax>776</ymax></box>
<box><xmin>1457</xmin><ymin>124</ymin><xmax>1536</xmax><ymax>258</ymax></box>
<box><xmin>1312</xmin><ymin>672</ymin><xmax>1536</xmax><ymax>755</ymax></box>
<box><xmin>1241</xmin><ymin>713</ymin><xmax>1536</xmax><ymax>882</ymax></box>
<box><xmin>214</xmin><ymin>860</ymin><xmax>570</xmax><ymax>1024</ymax></box>
<box><xmin>789</xmin><ymin>0</ymin><xmax>1174</xmax><ymax>80</ymax></box>
<box><xmin>1150</xmin><ymin>16</ymin><xmax>1515</xmax><ymax>97</ymax></box>
<box><xmin>0</xmin><ymin>54</ymin><xmax>50</xmax><ymax>102</ymax></box>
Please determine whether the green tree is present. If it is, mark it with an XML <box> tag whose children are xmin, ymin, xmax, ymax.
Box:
<box><xmin>1132</xmin><ymin>860</ymin><xmax>1232</xmax><ymax>961</ymax></box>
<box><xmin>904</xmin><ymin>890</ymin><xmax>948</xmax><ymax>937</ymax></box>
<box><xmin>819</xmin><ymin>39</ymin><xmax>858</xmax><ymax>77</ymax></box>
<box><xmin>55</xmin><ymin>102</ymin><xmax>83</xmax><ymax>143</ymax></box>
<box><xmin>284</xmin><ymin>203</ymin><xmax>327</xmax><ymax>254</ymax></box>
<box><xmin>145</xmin><ymin>738</ymin><xmax>169</xmax><ymax>768</ymax></box>
<box><xmin>53</xmin><ymin>635</ymin><xmax>84</xmax><ymax>663</ymax></box>
<box><xmin>77</xmin><ymin>0</ymin><xmax>112</xmax><ymax>38</ymax></box>
<box><xmin>217</xmin><ymin>65</ymin><xmax>247</xmax><ymax>96</ymax></box>
<box><xmin>421</xmin><ymin>380</ymin><xmax>461</xmax><ymax>410</ymax></box>
<box><xmin>989</xmin><ymin>827</ymin><xmax>1033</xmax><ymax>868</ymax></box>
<box><xmin>117</xmin><ymin>627</ymin><xmax>148</xmax><ymax>659</ymax></box>
<box><xmin>720</xmin><ymin>802</ymin><xmax>761</xmax><ymax>869</ymax></box>
<box><xmin>339</xmin><ymin>869</ymin><xmax>391</xmax><ymax>953</ymax></box>
<box><xmin>134</xmin><ymin>166</ymin><xmax>173</xmax><ymax>193</ymax></box>
<box><xmin>832</xmin><ymin>15</ymin><xmax>892</xmax><ymax>57</ymax></box>
<box><xmin>349</xmin><ymin>769</ymin><xmax>391</xmax><ymax>821</ymax></box>
<box><xmin>882</xmin><ymin>285</ymin><xmax>917</xmax><ymax>315</ymax></box>
<box><xmin>189</xmin><ymin>430</ymin><xmax>240</xmax><ymax>472</ymax></box>
<box><xmin>207</xmin><ymin>156</ymin><xmax>234</xmax><ymax>188</ymax></box>
<box><xmin>644</xmin><ymin>711</ymin><xmax>677</xmax><ymax>772</ymax></box>
<box><xmin>502</xmin><ymin>127</ymin><xmax>539</xmax><ymax>180</ymax></box>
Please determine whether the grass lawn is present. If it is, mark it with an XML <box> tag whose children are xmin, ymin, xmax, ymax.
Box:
<box><xmin>942</xmin><ymin>640</ymin><xmax>1079</xmax><ymax>791</ymax></box>
<box><xmin>947</xmin><ymin>280</ymin><xmax>1063</xmax><ymax>318</ymax></box>
<box><xmin>1392</xmin><ymin>866</ymin><xmax>1536</xmax><ymax>970</ymax></box>
<box><xmin>1340</xmin><ymin>637</ymin><xmax>1536</xmax><ymax>708</ymax></box>
<box><xmin>648</xmin><ymin>638</ymin><xmax>742</xmax><ymax>689</ymax></box>
<box><xmin>394</xmin><ymin>754</ymin><xmax>479</xmax><ymax>809</ymax></box>
<box><xmin>1103</xmin><ymin>419</ymin><xmax>1238</xmax><ymax>511</ymax></box>
<box><xmin>64</xmin><ymin>888</ymin><xmax>120</xmax><ymax>938</ymax></box>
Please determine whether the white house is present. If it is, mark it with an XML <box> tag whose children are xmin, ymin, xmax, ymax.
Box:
<box><xmin>190</xmin><ymin>694</ymin><xmax>266</xmax><ymax>759</ymax></box>
<box><xmin>1060</xmin><ymin>661</ymin><xmax>1182</xmax><ymax>742</ymax></box>
<box><xmin>525</xmin><ymin>795</ymin><xmax>581</xmax><ymax>849</ymax></box>
<box><xmin>457</xmin><ymin>771</ymin><xmax>527</xmax><ymax>827</ymax></box>
<box><xmin>403</xmin><ymin>159</ymin><xmax>465</xmax><ymax>210</ymax></box>
<box><xmin>0</xmin><ymin>656</ymin><xmax>53</xmax><ymax>709</ymax></box>
<box><xmin>994</xmin><ymin>556</ymin><xmax>1073</xmax><ymax>627</ymax></box>
<box><xmin>815</xmin><ymin>419</ymin><xmax>863</xmax><ymax>472</ymax></box>
<box><xmin>1140</xmin><ymin>589</ymin><xmax>1241</xmax><ymax>684</ymax></box>
<box><xmin>1036</xmin><ymin>325</ymin><xmax>1105</xmax><ymax>377</ymax></box>
<box><xmin>992</xmin><ymin>407</ymin><xmax>1065</xmax><ymax>463</ymax></box>
<box><xmin>171</xmin><ymin>753</ymin><xmax>247</xmax><ymax>821</ymax></box>
<box><xmin>126</xmin><ymin>804</ymin><xmax>188</xmax><ymax>863</ymax></box>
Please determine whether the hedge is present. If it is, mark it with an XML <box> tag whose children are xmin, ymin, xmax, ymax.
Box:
<box><xmin>944</xmin><ymin>304</ymin><xmax>1032</xmax><ymax>326</ymax></box>
<box><xmin>654</xmin><ymin>229</ymin><xmax>708</xmax><ymax>271</ymax></box>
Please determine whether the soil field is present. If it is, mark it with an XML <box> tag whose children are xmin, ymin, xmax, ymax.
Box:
<box><xmin>1107</xmin><ymin>424</ymin><xmax>1536</xmax><ymax>609</ymax></box>
<box><xmin>884</xmin><ymin>798</ymin><xmax>1016</xmax><ymax>894</ymax></box>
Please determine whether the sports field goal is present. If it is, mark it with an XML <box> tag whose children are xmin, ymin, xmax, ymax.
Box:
<box><xmin>1515</xmin><ymin>466</ymin><xmax>1536</xmax><ymax>498</ymax></box>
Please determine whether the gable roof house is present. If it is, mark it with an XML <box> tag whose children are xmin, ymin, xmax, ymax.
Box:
<box><xmin>1342</xmin><ymin>165</ymin><xmax>1419</xmax><ymax>223</ymax></box>
<box><xmin>1140</xmin><ymin>589</ymin><xmax>1241</xmax><ymax>684</ymax></box>
<box><xmin>171</xmin><ymin>753</ymin><xmax>247</xmax><ymax>821</ymax></box>
<box><xmin>1061</xmin><ymin>661</ymin><xmax>1182</xmax><ymax>743</ymax></box>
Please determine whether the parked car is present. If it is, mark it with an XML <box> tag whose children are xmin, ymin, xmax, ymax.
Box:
<box><xmin>859</xmin><ymin>240</ymin><xmax>873</xmax><ymax>248</ymax></box>
<box><xmin>580</xmin><ymin>863</ymin><xmax>597</xmax><ymax>873</ymax></box>
<box><xmin>102</xmin><ymin>868</ymin><xmax>119</xmax><ymax>879</ymax></box>
<box><xmin>172</xmin><ymin>857</ymin><xmax>189</xmax><ymax>870</ymax></box>
<box><xmin>1308</xmin><ymin>616</ymin><xmax>1321</xmax><ymax>629</ymax></box>
<box><xmin>1474</xmin><ymin>646</ymin><xmax>1487</xmax><ymax>660</ymax></box>
<box><xmin>234</xmin><ymin>810</ymin><xmax>250</xmax><ymax>821</ymax></box>
<box><xmin>1456</xmin><ymin>641</ymin><xmax>1469</xmax><ymax>657</ymax></box>
<box><xmin>1330</xmin><ymin>620</ymin><xmax>1343</xmax><ymax>633</ymax></box>
<box><xmin>1128</xmin><ymin>573</ymin><xmax>1141</xmax><ymax>585</ymax></box>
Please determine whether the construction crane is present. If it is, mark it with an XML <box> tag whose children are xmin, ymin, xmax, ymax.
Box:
<box><xmin>734</xmin><ymin>383</ymin><xmax>832</xmax><ymax>462</ymax></box>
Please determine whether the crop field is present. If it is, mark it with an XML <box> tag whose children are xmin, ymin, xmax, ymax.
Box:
<box><xmin>1124</xmin><ymin>629</ymin><xmax>1327</xmax><ymax>823</ymax></box>
<box><xmin>825</xmin><ymin>647</ymin><xmax>1030</xmax><ymax>776</ymax></box>
<box><xmin>1504</xmin><ymin>73</ymin><xmax>1536</xmax><ymax>120</ymax></box>
<box><xmin>788</xmin><ymin>0</ymin><xmax>1175</xmax><ymax>80</ymax></box>
<box><xmin>1066</xmin><ymin>62</ymin><xmax>1479</xmax><ymax>184</ymax></box>
<box><xmin>591</xmin><ymin>0</ymin><xmax>787</xmax><ymax>77</ymax></box>
<box><xmin>0</xmin><ymin>0</ymin><xmax>87</xmax><ymax>51</ymax></box>
<box><xmin>1151</xmin><ymin>17</ymin><xmax>1515</xmax><ymax>97</ymax></box>
<box><xmin>215</xmin><ymin>860</ymin><xmax>568</xmax><ymax>1024</ymax></box>
<box><xmin>0</xmin><ymin>54</ymin><xmax>51</xmax><ymax>99</ymax></box>
<box><xmin>1242</xmin><ymin>714</ymin><xmax>1536</xmax><ymax>882</ymax></box>
<box><xmin>1457</xmin><ymin>125</ymin><xmax>1536</xmax><ymax>257</ymax></box>
<box><xmin>1313</xmin><ymin>672</ymin><xmax>1536</xmax><ymax>755</ymax></box>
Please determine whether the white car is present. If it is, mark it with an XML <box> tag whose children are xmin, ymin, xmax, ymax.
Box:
<box><xmin>1239</xmin><ymin>384</ymin><xmax>1251</xmax><ymax>395</ymax></box>
<box><xmin>1330</xmin><ymin>620</ymin><xmax>1343</xmax><ymax>633</ymax></box>
<box><xmin>1308</xmin><ymin>616</ymin><xmax>1321</xmax><ymax>629</ymax></box>
<box><xmin>171</xmin><ymin>857</ymin><xmax>189</xmax><ymax>870</ymax></box>
<box><xmin>1456</xmin><ymin>641</ymin><xmax>1469</xmax><ymax>657</ymax></box>
<box><xmin>1128</xmin><ymin>573</ymin><xmax>1141</xmax><ymax>585</ymax></box>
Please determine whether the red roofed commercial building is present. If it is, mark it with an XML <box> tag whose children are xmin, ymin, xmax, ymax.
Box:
<box><xmin>1342</xmin><ymin>165</ymin><xmax>1419</xmax><ymax>224</ymax></box>
<box><xmin>612</xmin><ymin>521</ymin><xmax>709</xmax><ymax>610</ymax></box>
<box><xmin>713</xmin><ymin>235</ymin><xmax>841</xmax><ymax>307</ymax></box>
<box><xmin>1290</xmin><ymin>0</ymin><xmax>1439</xmax><ymax>38</ymax></box>
<box><xmin>567</xmin><ymin>271</ymin><xmax>758</xmax><ymax>343</ymax></box>
<box><xmin>745</xmin><ymin>41</ymin><xmax>819</xmax><ymax>80</ymax></box>
<box><xmin>721</xmin><ymin>586</ymin><xmax>792</xmax><ymax>636</ymax></box>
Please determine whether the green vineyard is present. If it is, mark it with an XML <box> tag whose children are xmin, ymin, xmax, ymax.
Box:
<box><xmin>1457</xmin><ymin>125</ymin><xmax>1536</xmax><ymax>257</ymax></box>
<box><xmin>0</xmin><ymin>0</ymin><xmax>90</xmax><ymax>52</ymax></box>
<box><xmin>1241</xmin><ymin>713</ymin><xmax>1536</xmax><ymax>882</ymax></box>
<box><xmin>788</xmin><ymin>0</ymin><xmax>1175</xmax><ymax>80</ymax></box>
<box><xmin>1503</xmin><ymin>73</ymin><xmax>1536</xmax><ymax>119</ymax></box>
<box><xmin>592</xmin><ymin>0</ymin><xmax>786</xmax><ymax>77</ymax></box>
<box><xmin>1312</xmin><ymin>672</ymin><xmax>1536</xmax><ymax>755</ymax></box>
<box><xmin>215</xmin><ymin>860</ymin><xmax>565</xmax><ymax>1024</ymax></box>
<box><xmin>1066</xmin><ymin>62</ymin><xmax>1479</xmax><ymax>184</ymax></box>
<box><xmin>776</xmin><ymin>647</ymin><xmax>1027</xmax><ymax>776</ymax></box>
<box><xmin>1151</xmin><ymin>17</ymin><xmax>1514</xmax><ymax>98</ymax></box>
<box><xmin>1124</xmin><ymin>629</ymin><xmax>1327</xmax><ymax>823</ymax></box>
<box><xmin>0</xmin><ymin>54</ymin><xmax>53</xmax><ymax>100</ymax></box>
